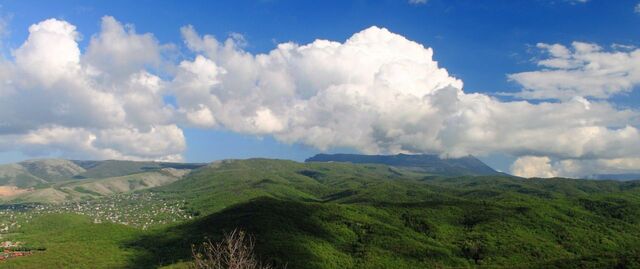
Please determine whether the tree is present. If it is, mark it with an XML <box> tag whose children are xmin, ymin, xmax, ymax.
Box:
<box><xmin>191</xmin><ymin>229</ymin><xmax>274</xmax><ymax>269</ymax></box>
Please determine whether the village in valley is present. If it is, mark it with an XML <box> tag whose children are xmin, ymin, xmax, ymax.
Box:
<box><xmin>0</xmin><ymin>192</ymin><xmax>195</xmax><ymax>231</ymax></box>
<box><xmin>0</xmin><ymin>191</ymin><xmax>196</xmax><ymax>261</ymax></box>
<box><xmin>0</xmin><ymin>240</ymin><xmax>32</xmax><ymax>261</ymax></box>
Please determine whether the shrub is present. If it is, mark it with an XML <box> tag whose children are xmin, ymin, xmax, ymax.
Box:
<box><xmin>191</xmin><ymin>229</ymin><xmax>274</xmax><ymax>269</ymax></box>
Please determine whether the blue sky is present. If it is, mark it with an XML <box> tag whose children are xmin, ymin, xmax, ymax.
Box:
<box><xmin>0</xmin><ymin>0</ymin><xmax>638</xmax><ymax>177</ymax></box>
<box><xmin>3</xmin><ymin>0</ymin><xmax>638</xmax><ymax>92</ymax></box>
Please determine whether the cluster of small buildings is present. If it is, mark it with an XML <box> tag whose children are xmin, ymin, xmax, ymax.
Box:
<box><xmin>0</xmin><ymin>241</ymin><xmax>31</xmax><ymax>261</ymax></box>
<box><xmin>0</xmin><ymin>193</ymin><xmax>197</xmax><ymax>262</ymax></box>
<box><xmin>0</xmin><ymin>249</ymin><xmax>31</xmax><ymax>261</ymax></box>
<box><xmin>0</xmin><ymin>208</ymin><xmax>28</xmax><ymax>234</ymax></box>
<box><xmin>0</xmin><ymin>192</ymin><xmax>194</xmax><ymax>231</ymax></box>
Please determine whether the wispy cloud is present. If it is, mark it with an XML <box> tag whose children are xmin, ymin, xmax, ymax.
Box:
<box><xmin>408</xmin><ymin>0</ymin><xmax>427</xmax><ymax>5</ymax></box>
<box><xmin>508</xmin><ymin>42</ymin><xmax>640</xmax><ymax>100</ymax></box>
<box><xmin>0</xmin><ymin>16</ymin><xmax>6</xmax><ymax>36</ymax></box>
<box><xmin>0</xmin><ymin>9</ymin><xmax>13</xmax><ymax>56</ymax></box>
<box><xmin>0</xmin><ymin>8</ymin><xmax>10</xmax><ymax>38</ymax></box>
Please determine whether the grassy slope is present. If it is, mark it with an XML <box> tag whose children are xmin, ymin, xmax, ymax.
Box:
<box><xmin>0</xmin><ymin>214</ymin><xmax>143</xmax><ymax>269</ymax></box>
<box><xmin>0</xmin><ymin>159</ymin><xmax>204</xmax><ymax>192</ymax></box>
<box><xmin>0</xmin><ymin>160</ymin><xmax>86</xmax><ymax>188</ymax></box>
<box><xmin>62</xmin><ymin>170</ymin><xmax>183</xmax><ymax>196</ymax></box>
<box><xmin>3</xmin><ymin>159</ymin><xmax>640</xmax><ymax>268</ymax></box>
<box><xmin>73</xmin><ymin>160</ymin><xmax>164</xmax><ymax>179</ymax></box>
<box><xmin>153</xmin><ymin>159</ymin><xmax>427</xmax><ymax>214</ymax></box>
<box><xmin>0</xmin><ymin>164</ymin><xmax>48</xmax><ymax>188</ymax></box>
<box><xmin>1</xmin><ymin>170</ymin><xmax>184</xmax><ymax>204</ymax></box>
<box><xmin>73</xmin><ymin>160</ymin><xmax>204</xmax><ymax>179</ymax></box>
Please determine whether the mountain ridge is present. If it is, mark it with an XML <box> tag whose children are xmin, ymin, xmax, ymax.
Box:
<box><xmin>305</xmin><ymin>153</ymin><xmax>501</xmax><ymax>176</ymax></box>
<box><xmin>0</xmin><ymin>159</ymin><xmax>206</xmax><ymax>203</ymax></box>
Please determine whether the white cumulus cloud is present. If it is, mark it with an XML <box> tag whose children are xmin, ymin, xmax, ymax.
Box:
<box><xmin>1</xmin><ymin>16</ymin><xmax>639</xmax><ymax>178</ymax></box>
<box><xmin>0</xmin><ymin>17</ymin><xmax>184</xmax><ymax>161</ymax></box>
<box><xmin>173</xmin><ymin>25</ymin><xmax>640</xmax><ymax>178</ymax></box>
<box><xmin>84</xmin><ymin>16</ymin><xmax>163</xmax><ymax>80</ymax></box>
<box><xmin>511</xmin><ymin>156</ymin><xmax>640</xmax><ymax>179</ymax></box>
<box><xmin>511</xmin><ymin>156</ymin><xmax>557</xmax><ymax>178</ymax></box>
<box><xmin>509</xmin><ymin>42</ymin><xmax>640</xmax><ymax>100</ymax></box>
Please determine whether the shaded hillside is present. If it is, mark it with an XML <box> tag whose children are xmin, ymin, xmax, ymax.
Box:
<box><xmin>128</xmin><ymin>196</ymin><xmax>640</xmax><ymax>269</ymax></box>
<box><xmin>305</xmin><ymin>153</ymin><xmax>500</xmax><ymax>176</ymax></box>
<box><xmin>142</xmin><ymin>159</ymin><xmax>640</xmax><ymax>268</ymax></box>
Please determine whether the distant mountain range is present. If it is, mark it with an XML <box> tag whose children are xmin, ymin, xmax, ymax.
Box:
<box><xmin>1</xmin><ymin>154</ymin><xmax>637</xmax><ymax>204</ymax></box>
<box><xmin>0</xmin><ymin>154</ymin><xmax>500</xmax><ymax>190</ymax></box>
<box><xmin>305</xmin><ymin>153</ymin><xmax>501</xmax><ymax>176</ymax></box>
<box><xmin>0</xmin><ymin>159</ymin><xmax>204</xmax><ymax>188</ymax></box>
<box><xmin>0</xmin><ymin>159</ymin><xmax>205</xmax><ymax>203</ymax></box>
<box><xmin>588</xmin><ymin>173</ymin><xmax>640</xmax><ymax>181</ymax></box>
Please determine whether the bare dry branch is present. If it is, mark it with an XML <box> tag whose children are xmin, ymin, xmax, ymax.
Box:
<box><xmin>191</xmin><ymin>229</ymin><xmax>274</xmax><ymax>269</ymax></box>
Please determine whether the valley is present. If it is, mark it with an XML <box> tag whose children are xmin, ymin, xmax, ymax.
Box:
<box><xmin>0</xmin><ymin>155</ymin><xmax>638</xmax><ymax>268</ymax></box>
<box><xmin>2</xmin><ymin>3</ymin><xmax>637</xmax><ymax>268</ymax></box>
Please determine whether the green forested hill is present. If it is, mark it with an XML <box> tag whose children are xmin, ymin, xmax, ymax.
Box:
<box><xmin>305</xmin><ymin>153</ymin><xmax>500</xmax><ymax>176</ymax></box>
<box><xmin>141</xmin><ymin>159</ymin><xmax>640</xmax><ymax>268</ymax></box>
<box><xmin>2</xmin><ymin>158</ymin><xmax>640</xmax><ymax>268</ymax></box>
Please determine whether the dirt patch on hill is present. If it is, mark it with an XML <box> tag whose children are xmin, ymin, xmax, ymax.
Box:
<box><xmin>0</xmin><ymin>186</ymin><xmax>32</xmax><ymax>197</ymax></box>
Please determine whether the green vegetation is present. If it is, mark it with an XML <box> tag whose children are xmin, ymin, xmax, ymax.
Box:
<box><xmin>306</xmin><ymin>153</ymin><xmax>500</xmax><ymax>176</ymax></box>
<box><xmin>72</xmin><ymin>186</ymin><xmax>103</xmax><ymax>196</ymax></box>
<box><xmin>71</xmin><ymin>160</ymin><xmax>203</xmax><ymax>179</ymax></box>
<box><xmin>0</xmin><ymin>159</ymin><xmax>201</xmax><ymax>204</ymax></box>
<box><xmin>0</xmin><ymin>214</ymin><xmax>143</xmax><ymax>269</ymax></box>
<box><xmin>1</xmin><ymin>158</ymin><xmax>640</xmax><ymax>268</ymax></box>
<box><xmin>0</xmin><ymin>192</ymin><xmax>192</xmax><ymax>231</ymax></box>
<box><xmin>0</xmin><ymin>171</ymin><xmax>182</xmax><ymax>204</ymax></box>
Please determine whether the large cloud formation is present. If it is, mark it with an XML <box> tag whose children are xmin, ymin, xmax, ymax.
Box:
<box><xmin>0</xmin><ymin>16</ymin><xmax>639</xmax><ymax>178</ymax></box>
<box><xmin>174</xmin><ymin>25</ymin><xmax>640</xmax><ymax>177</ymax></box>
<box><xmin>0</xmin><ymin>17</ymin><xmax>183</xmax><ymax>161</ymax></box>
